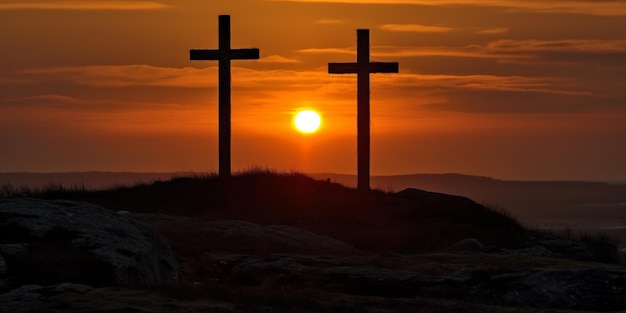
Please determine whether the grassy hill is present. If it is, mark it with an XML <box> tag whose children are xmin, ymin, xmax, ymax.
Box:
<box><xmin>3</xmin><ymin>170</ymin><xmax>624</xmax><ymax>313</ymax></box>
<box><xmin>18</xmin><ymin>170</ymin><xmax>525</xmax><ymax>253</ymax></box>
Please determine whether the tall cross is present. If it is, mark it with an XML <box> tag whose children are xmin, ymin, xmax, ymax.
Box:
<box><xmin>190</xmin><ymin>15</ymin><xmax>260</xmax><ymax>177</ymax></box>
<box><xmin>329</xmin><ymin>29</ymin><xmax>399</xmax><ymax>191</ymax></box>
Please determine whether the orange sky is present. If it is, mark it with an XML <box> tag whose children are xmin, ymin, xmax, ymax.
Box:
<box><xmin>1</xmin><ymin>0</ymin><xmax>626</xmax><ymax>180</ymax></box>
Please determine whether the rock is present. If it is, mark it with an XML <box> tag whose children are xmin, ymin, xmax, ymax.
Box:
<box><xmin>0</xmin><ymin>284</ymin><xmax>45</xmax><ymax>304</ymax></box>
<box><xmin>0</xmin><ymin>283</ymin><xmax>93</xmax><ymax>311</ymax></box>
<box><xmin>231</xmin><ymin>255</ymin><xmax>430</xmax><ymax>297</ymax></box>
<box><xmin>488</xmin><ymin>268</ymin><xmax>626</xmax><ymax>310</ymax></box>
<box><xmin>0</xmin><ymin>254</ymin><xmax>7</xmax><ymax>291</ymax></box>
<box><xmin>587</xmin><ymin>240</ymin><xmax>620</xmax><ymax>264</ymax></box>
<box><xmin>48</xmin><ymin>282</ymin><xmax>94</xmax><ymax>293</ymax></box>
<box><xmin>394</xmin><ymin>188</ymin><xmax>523</xmax><ymax>238</ymax></box>
<box><xmin>396</xmin><ymin>188</ymin><xmax>479</xmax><ymax>207</ymax></box>
<box><xmin>452</xmin><ymin>238</ymin><xmax>485</xmax><ymax>252</ymax></box>
<box><xmin>0</xmin><ymin>198</ymin><xmax>181</xmax><ymax>290</ymax></box>
<box><xmin>229</xmin><ymin>255</ymin><xmax>626</xmax><ymax>311</ymax></box>
<box><xmin>508</xmin><ymin>231</ymin><xmax>620</xmax><ymax>264</ymax></box>
<box><xmin>200</xmin><ymin>219</ymin><xmax>361</xmax><ymax>255</ymax></box>
<box><xmin>0</xmin><ymin>254</ymin><xmax>6</xmax><ymax>276</ymax></box>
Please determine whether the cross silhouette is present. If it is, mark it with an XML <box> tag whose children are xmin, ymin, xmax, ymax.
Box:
<box><xmin>190</xmin><ymin>15</ymin><xmax>260</xmax><ymax>177</ymax></box>
<box><xmin>329</xmin><ymin>29</ymin><xmax>399</xmax><ymax>191</ymax></box>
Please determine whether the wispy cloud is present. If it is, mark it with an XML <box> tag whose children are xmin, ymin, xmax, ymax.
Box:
<box><xmin>300</xmin><ymin>39</ymin><xmax>626</xmax><ymax>64</ymax></box>
<box><xmin>381</xmin><ymin>24</ymin><xmax>455</xmax><ymax>33</ymax></box>
<box><xmin>299</xmin><ymin>46</ymin><xmax>526</xmax><ymax>59</ymax></box>
<box><xmin>20</xmin><ymin>65</ymin><xmax>326</xmax><ymax>89</ymax></box>
<box><xmin>19</xmin><ymin>64</ymin><xmax>586</xmax><ymax>96</ymax></box>
<box><xmin>258</xmin><ymin>55</ymin><xmax>301</xmax><ymax>63</ymax></box>
<box><xmin>0</xmin><ymin>1</ymin><xmax>169</xmax><ymax>10</ymax></box>
<box><xmin>486</xmin><ymin>39</ymin><xmax>626</xmax><ymax>53</ymax></box>
<box><xmin>475</xmin><ymin>27</ymin><xmax>508</xmax><ymax>35</ymax></box>
<box><xmin>9</xmin><ymin>64</ymin><xmax>606</xmax><ymax>117</ymax></box>
<box><xmin>0</xmin><ymin>76</ymin><xmax>31</xmax><ymax>84</ymax></box>
<box><xmin>1</xmin><ymin>94</ymin><xmax>126</xmax><ymax>110</ymax></box>
<box><xmin>21</xmin><ymin>65</ymin><xmax>212</xmax><ymax>88</ymax></box>
<box><xmin>316</xmin><ymin>19</ymin><xmax>345</xmax><ymax>24</ymax></box>
<box><xmin>392</xmin><ymin>73</ymin><xmax>590</xmax><ymax>96</ymax></box>
<box><xmin>270</xmin><ymin>0</ymin><xmax>626</xmax><ymax>16</ymax></box>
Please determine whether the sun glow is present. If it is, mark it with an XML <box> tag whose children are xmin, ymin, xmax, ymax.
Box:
<box><xmin>293</xmin><ymin>109</ymin><xmax>322</xmax><ymax>134</ymax></box>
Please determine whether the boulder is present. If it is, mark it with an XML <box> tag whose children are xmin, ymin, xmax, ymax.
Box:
<box><xmin>509</xmin><ymin>231</ymin><xmax>621</xmax><ymax>264</ymax></box>
<box><xmin>0</xmin><ymin>283</ymin><xmax>93</xmax><ymax>311</ymax></box>
<box><xmin>452</xmin><ymin>238</ymin><xmax>485</xmax><ymax>252</ymax></box>
<box><xmin>199</xmin><ymin>219</ymin><xmax>361</xmax><ymax>255</ymax></box>
<box><xmin>0</xmin><ymin>198</ymin><xmax>181</xmax><ymax>290</ymax></box>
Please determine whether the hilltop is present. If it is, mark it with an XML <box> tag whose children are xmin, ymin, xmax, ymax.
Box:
<box><xmin>21</xmin><ymin>170</ymin><xmax>526</xmax><ymax>253</ymax></box>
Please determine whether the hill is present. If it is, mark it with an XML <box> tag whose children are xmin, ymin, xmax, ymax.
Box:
<box><xmin>3</xmin><ymin>171</ymin><xmax>625</xmax><ymax>228</ymax></box>
<box><xmin>22</xmin><ymin>171</ymin><xmax>525</xmax><ymax>253</ymax></box>
<box><xmin>1</xmin><ymin>170</ymin><xmax>624</xmax><ymax>312</ymax></box>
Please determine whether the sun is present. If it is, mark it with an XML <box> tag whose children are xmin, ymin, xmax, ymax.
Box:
<box><xmin>293</xmin><ymin>109</ymin><xmax>322</xmax><ymax>134</ymax></box>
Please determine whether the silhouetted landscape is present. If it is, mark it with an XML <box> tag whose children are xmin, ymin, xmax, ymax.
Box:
<box><xmin>4</xmin><ymin>0</ymin><xmax>626</xmax><ymax>311</ymax></box>
<box><xmin>3</xmin><ymin>170</ymin><xmax>625</xmax><ymax>227</ymax></box>
<box><xmin>1</xmin><ymin>170</ymin><xmax>625</xmax><ymax>312</ymax></box>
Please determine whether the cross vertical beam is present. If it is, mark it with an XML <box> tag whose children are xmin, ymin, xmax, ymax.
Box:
<box><xmin>329</xmin><ymin>29</ymin><xmax>399</xmax><ymax>191</ymax></box>
<box><xmin>190</xmin><ymin>15</ymin><xmax>260</xmax><ymax>177</ymax></box>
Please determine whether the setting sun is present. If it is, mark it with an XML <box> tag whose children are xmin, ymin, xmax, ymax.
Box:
<box><xmin>293</xmin><ymin>109</ymin><xmax>322</xmax><ymax>134</ymax></box>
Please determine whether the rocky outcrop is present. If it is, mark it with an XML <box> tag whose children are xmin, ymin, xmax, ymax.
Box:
<box><xmin>452</xmin><ymin>238</ymin><xmax>485</xmax><ymax>252</ymax></box>
<box><xmin>504</xmin><ymin>231</ymin><xmax>621</xmax><ymax>264</ymax></box>
<box><xmin>230</xmin><ymin>255</ymin><xmax>626</xmax><ymax>311</ymax></box>
<box><xmin>0</xmin><ymin>283</ymin><xmax>93</xmax><ymax>311</ymax></box>
<box><xmin>0</xmin><ymin>198</ymin><xmax>181</xmax><ymax>291</ymax></box>
<box><xmin>199</xmin><ymin>219</ymin><xmax>361</xmax><ymax>255</ymax></box>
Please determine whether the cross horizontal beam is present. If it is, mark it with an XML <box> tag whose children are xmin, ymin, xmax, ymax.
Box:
<box><xmin>190</xmin><ymin>48</ymin><xmax>260</xmax><ymax>61</ymax></box>
<box><xmin>328</xmin><ymin>62</ymin><xmax>398</xmax><ymax>74</ymax></box>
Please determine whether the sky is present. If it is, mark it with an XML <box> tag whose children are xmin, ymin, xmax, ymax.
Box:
<box><xmin>1</xmin><ymin>0</ymin><xmax>625</xmax><ymax>181</ymax></box>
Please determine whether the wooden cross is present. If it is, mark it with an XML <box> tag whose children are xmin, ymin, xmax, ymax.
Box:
<box><xmin>329</xmin><ymin>29</ymin><xmax>399</xmax><ymax>191</ymax></box>
<box><xmin>190</xmin><ymin>15</ymin><xmax>260</xmax><ymax>177</ymax></box>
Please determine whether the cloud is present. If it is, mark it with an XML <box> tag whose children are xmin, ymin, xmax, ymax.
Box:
<box><xmin>316</xmin><ymin>19</ymin><xmax>345</xmax><ymax>24</ymax></box>
<box><xmin>299</xmin><ymin>46</ymin><xmax>525</xmax><ymax>59</ymax></box>
<box><xmin>300</xmin><ymin>39</ymin><xmax>626</xmax><ymax>64</ymax></box>
<box><xmin>0</xmin><ymin>94</ymin><xmax>129</xmax><ymax>110</ymax></box>
<box><xmin>299</xmin><ymin>48</ymin><xmax>356</xmax><ymax>55</ymax></box>
<box><xmin>381</xmin><ymin>24</ymin><xmax>455</xmax><ymax>33</ymax></box>
<box><xmin>0</xmin><ymin>1</ymin><xmax>170</xmax><ymax>10</ymax></box>
<box><xmin>19</xmin><ymin>65</ymin><xmax>330</xmax><ymax>91</ymax></box>
<box><xmin>258</xmin><ymin>55</ymin><xmax>301</xmax><ymax>63</ymax></box>
<box><xmin>390</xmin><ymin>73</ymin><xmax>590</xmax><ymax>96</ymax></box>
<box><xmin>270</xmin><ymin>0</ymin><xmax>626</xmax><ymax>16</ymax></box>
<box><xmin>475</xmin><ymin>27</ymin><xmax>508</xmax><ymax>35</ymax></box>
<box><xmin>0</xmin><ymin>76</ymin><xmax>31</xmax><ymax>84</ymax></box>
<box><xmin>10</xmin><ymin>64</ymin><xmax>607</xmax><ymax>117</ymax></box>
<box><xmin>486</xmin><ymin>39</ymin><xmax>626</xmax><ymax>53</ymax></box>
<box><xmin>21</xmin><ymin>65</ymin><xmax>213</xmax><ymax>88</ymax></box>
<box><xmin>19</xmin><ymin>64</ymin><xmax>582</xmax><ymax>96</ymax></box>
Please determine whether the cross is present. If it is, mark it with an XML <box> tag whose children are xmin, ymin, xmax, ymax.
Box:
<box><xmin>329</xmin><ymin>29</ymin><xmax>399</xmax><ymax>191</ymax></box>
<box><xmin>190</xmin><ymin>15</ymin><xmax>260</xmax><ymax>177</ymax></box>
